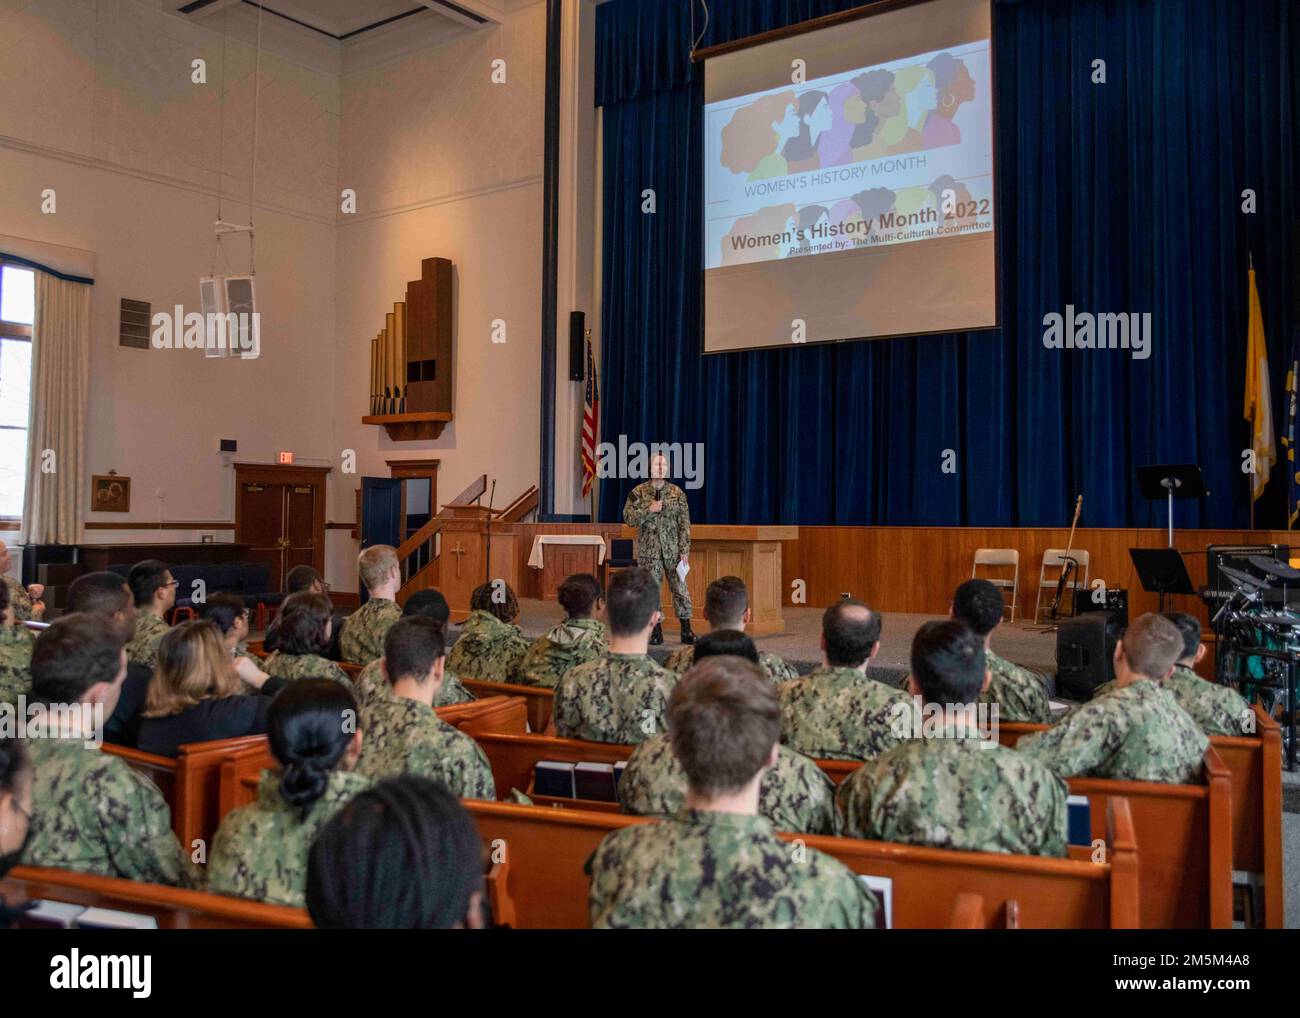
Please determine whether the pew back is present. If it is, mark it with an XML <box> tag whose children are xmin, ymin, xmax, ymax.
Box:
<box><xmin>2</xmin><ymin>865</ymin><xmax>312</xmax><ymax>929</ymax></box>
<box><xmin>475</xmin><ymin>731</ymin><xmax>634</xmax><ymax>801</ymax></box>
<box><xmin>102</xmin><ymin>743</ymin><xmax>177</xmax><ymax>812</ymax></box>
<box><xmin>1209</xmin><ymin>704</ymin><xmax>1284</xmax><ymax>928</ymax></box>
<box><xmin>1066</xmin><ymin>747</ymin><xmax>1232</xmax><ymax>928</ymax></box>
<box><xmin>462</xmin><ymin>678</ymin><xmax>554</xmax><ymax>732</ymax></box>
<box><xmin>464</xmin><ymin>797</ymin><xmax>1139</xmax><ymax>930</ymax></box>
<box><xmin>174</xmin><ymin>735</ymin><xmax>271</xmax><ymax>850</ymax></box>
<box><xmin>1000</xmin><ymin>718</ymin><xmax>1257</xmax><ymax>928</ymax></box>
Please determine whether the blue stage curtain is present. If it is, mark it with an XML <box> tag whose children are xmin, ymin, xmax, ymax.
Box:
<box><xmin>595</xmin><ymin>0</ymin><xmax>1298</xmax><ymax>529</ymax></box>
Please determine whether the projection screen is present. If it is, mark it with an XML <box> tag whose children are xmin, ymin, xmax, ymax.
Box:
<box><xmin>702</xmin><ymin>0</ymin><xmax>996</xmax><ymax>352</ymax></box>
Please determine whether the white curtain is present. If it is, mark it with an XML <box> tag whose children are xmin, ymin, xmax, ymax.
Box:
<box><xmin>19</xmin><ymin>272</ymin><xmax>91</xmax><ymax>545</ymax></box>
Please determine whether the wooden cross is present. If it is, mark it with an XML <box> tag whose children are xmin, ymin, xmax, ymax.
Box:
<box><xmin>450</xmin><ymin>541</ymin><xmax>467</xmax><ymax>578</ymax></box>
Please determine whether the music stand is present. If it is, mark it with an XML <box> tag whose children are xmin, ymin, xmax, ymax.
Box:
<box><xmin>1136</xmin><ymin>464</ymin><xmax>1206</xmax><ymax>548</ymax></box>
<box><xmin>1129</xmin><ymin>548</ymin><xmax>1196</xmax><ymax>613</ymax></box>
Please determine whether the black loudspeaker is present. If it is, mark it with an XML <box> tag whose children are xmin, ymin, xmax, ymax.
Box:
<box><xmin>1055</xmin><ymin>613</ymin><xmax>1122</xmax><ymax>701</ymax></box>
<box><xmin>1074</xmin><ymin>587</ymin><xmax>1129</xmax><ymax>628</ymax></box>
<box><xmin>219</xmin><ymin>438</ymin><xmax>237</xmax><ymax>453</ymax></box>
<box><xmin>569</xmin><ymin>310</ymin><xmax>585</xmax><ymax>381</ymax></box>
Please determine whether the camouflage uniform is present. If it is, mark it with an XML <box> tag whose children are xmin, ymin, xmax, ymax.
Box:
<box><xmin>664</xmin><ymin>643</ymin><xmax>798</xmax><ymax>686</ymax></box>
<box><xmin>0</xmin><ymin>624</ymin><xmax>34</xmax><ymax>708</ymax></box>
<box><xmin>355</xmin><ymin>694</ymin><xmax>497</xmax><ymax>799</ymax></box>
<box><xmin>208</xmin><ymin>768</ymin><xmax>372</xmax><ymax>907</ymax></box>
<box><xmin>553</xmin><ymin>652</ymin><xmax>678</xmax><ymax>744</ymax></box>
<box><xmin>125</xmin><ymin>611</ymin><xmax>171</xmax><ymax>670</ymax></box>
<box><xmin>838</xmin><ymin>724</ymin><xmax>1069</xmax><ymax>856</ymax></box>
<box><xmin>352</xmin><ymin>658</ymin><xmax>475</xmax><ymax>716</ymax></box>
<box><xmin>338</xmin><ymin>597</ymin><xmax>401</xmax><ymax>665</ymax></box>
<box><xmin>779</xmin><ymin>666</ymin><xmax>911</xmax><ymax>761</ymax></box>
<box><xmin>619</xmin><ymin>732</ymin><xmax>839</xmax><ymax>835</ymax></box>
<box><xmin>445</xmin><ymin>610</ymin><xmax>530</xmax><ymax>682</ymax></box>
<box><xmin>587</xmin><ymin>808</ymin><xmax>878</xmax><ymax>929</ymax></box>
<box><xmin>980</xmin><ymin>648</ymin><xmax>1052</xmax><ymax>723</ymax></box>
<box><xmin>516</xmin><ymin>617</ymin><xmax>608</xmax><ymax>688</ymax></box>
<box><xmin>623</xmin><ymin>480</ymin><xmax>693</xmax><ymax>618</ymax></box>
<box><xmin>23</xmin><ymin>737</ymin><xmax>199</xmax><ymax>887</ymax></box>
<box><xmin>1092</xmin><ymin>667</ymin><xmax>1254</xmax><ymax>737</ymax></box>
<box><xmin>262</xmin><ymin>651</ymin><xmax>356</xmax><ymax>693</ymax></box>
<box><xmin>1016</xmin><ymin>679</ymin><xmax>1208</xmax><ymax>783</ymax></box>
<box><xmin>3</xmin><ymin>574</ymin><xmax>33</xmax><ymax>622</ymax></box>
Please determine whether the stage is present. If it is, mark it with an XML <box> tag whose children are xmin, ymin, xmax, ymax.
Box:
<box><xmin>501</xmin><ymin>598</ymin><xmax>1060</xmax><ymax>689</ymax></box>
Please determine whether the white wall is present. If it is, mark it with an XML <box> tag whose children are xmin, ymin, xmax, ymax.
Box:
<box><xmin>0</xmin><ymin>0</ymin><xmax>551</xmax><ymax>593</ymax></box>
<box><xmin>0</xmin><ymin>0</ymin><xmax>339</xmax><ymax>552</ymax></box>
<box><xmin>328</xmin><ymin>1</ymin><xmax>546</xmax><ymax>589</ymax></box>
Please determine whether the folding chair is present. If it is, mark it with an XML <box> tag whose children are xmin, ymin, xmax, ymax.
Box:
<box><xmin>1035</xmin><ymin>548</ymin><xmax>1090</xmax><ymax>622</ymax></box>
<box><xmin>971</xmin><ymin>548</ymin><xmax>1020</xmax><ymax>621</ymax></box>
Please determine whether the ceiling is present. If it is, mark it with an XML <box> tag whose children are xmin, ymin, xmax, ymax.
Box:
<box><xmin>173</xmin><ymin>0</ymin><xmax>495</xmax><ymax>42</ymax></box>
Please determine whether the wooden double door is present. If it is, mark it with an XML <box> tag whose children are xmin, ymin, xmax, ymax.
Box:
<box><xmin>234</xmin><ymin>463</ymin><xmax>328</xmax><ymax>591</ymax></box>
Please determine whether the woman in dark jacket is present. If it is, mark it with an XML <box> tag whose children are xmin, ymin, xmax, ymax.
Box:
<box><xmin>136</xmin><ymin>620</ymin><xmax>283</xmax><ymax>756</ymax></box>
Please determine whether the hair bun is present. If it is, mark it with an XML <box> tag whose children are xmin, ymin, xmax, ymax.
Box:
<box><xmin>280</xmin><ymin>760</ymin><xmax>328</xmax><ymax>812</ymax></box>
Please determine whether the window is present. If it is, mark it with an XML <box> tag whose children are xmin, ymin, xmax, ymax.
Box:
<box><xmin>0</xmin><ymin>263</ymin><xmax>35</xmax><ymax>518</ymax></box>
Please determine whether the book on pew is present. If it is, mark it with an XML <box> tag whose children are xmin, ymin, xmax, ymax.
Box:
<box><xmin>857</xmin><ymin>875</ymin><xmax>893</xmax><ymax>930</ymax></box>
<box><xmin>535</xmin><ymin>761</ymin><xmax>576</xmax><ymax>799</ymax></box>
<box><xmin>75</xmin><ymin>907</ymin><xmax>159</xmax><ymax>930</ymax></box>
<box><xmin>21</xmin><ymin>900</ymin><xmax>87</xmax><ymax>929</ymax></box>
<box><xmin>1067</xmin><ymin>794</ymin><xmax>1091</xmax><ymax>847</ymax></box>
<box><xmin>574</xmin><ymin>762</ymin><xmax>618</xmax><ymax>802</ymax></box>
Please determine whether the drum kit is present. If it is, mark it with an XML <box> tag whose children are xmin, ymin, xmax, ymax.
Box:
<box><xmin>1202</xmin><ymin>554</ymin><xmax>1300</xmax><ymax>770</ymax></box>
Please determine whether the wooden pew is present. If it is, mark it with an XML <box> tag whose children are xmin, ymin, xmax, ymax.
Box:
<box><xmin>462</xmin><ymin>678</ymin><xmax>555</xmax><ymax>732</ymax></box>
<box><xmin>475</xmin><ymin>731</ymin><xmax>634</xmax><ymax>802</ymax></box>
<box><xmin>1000</xmin><ymin>715</ymin><xmax>1280</xmax><ymax>927</ymax></box>
<box><xmin>448</xmin><ymin>695</ymin><xmax>529</xmax><ymax>737</ymax></box>
<box><xmin>464</xmin><ymin>797</ymin><xmax>1140</xmax><ymax>929</ymax></box>
<box><xmin>2</xmin><ymin>865</ymin><xmax>312</xmax><ymax>929</ymax></box>
<box><xmin>214</xmin><ymin>699</ymin><xmax>528</xmax><ymax>821</ymax></box>
<box><xmin>1206</xmin><ymin>704</ymin><xmax>1284</xmax><ymax>928</ymax></box>
<box><xmin>101</xmin><ymin>743</ymin><xmax>177</xmax><ymax>812</ymax></box>
<box><xmin>217</xmin><ymin>739</ymin><xmax>278</xmax><ymax>821</ymax></box>
<box><xmin>474</xmin><ymin>728</ymin><xmax>1229</xmax><ymax>929</ymax></box>
<box><xmin>996</xmin><ymin>724</ymin><xmax>1232</xmax><ymax>929</ymax></box>
<box><xmin>103</xmin><ymin>735</ymin><xmax>268</xmax><ymax>851</ymax></box>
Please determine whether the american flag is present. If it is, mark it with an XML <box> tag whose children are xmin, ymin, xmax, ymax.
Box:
<box><xmin>581</xmin><ymin>335</ymin><xmax>600</xmax><ymax>498</ymax></box>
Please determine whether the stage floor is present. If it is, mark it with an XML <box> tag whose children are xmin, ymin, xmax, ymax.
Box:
<box><xmin>507</xmin><ymin>599</ymin><xmax>1059</xmax><ymax>687</ymax></box>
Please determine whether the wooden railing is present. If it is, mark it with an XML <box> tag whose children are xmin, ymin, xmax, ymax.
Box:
<box><xmin>396</xmin><ymin>517</ymin><xmax>443</xmax><ymax>600</ymax></box>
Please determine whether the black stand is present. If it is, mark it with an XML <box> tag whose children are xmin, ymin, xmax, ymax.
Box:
<box><xmin>1129</xmin><ymin>547</ymin><xmax>1196</xmax><ymax>614</ymax></box>
<box><xmin>1136</xmin><ymin>463</ymin><xmax>1207</xmax><ymax>547</ymax></box>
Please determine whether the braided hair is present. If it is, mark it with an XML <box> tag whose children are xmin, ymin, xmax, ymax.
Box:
<box><xmin>267</xmin><ymin>680</ymin><xmax>358</xmax><ymax>819</ymax></box>
<box><xmin>305</xmin><ymin>775</ymin><xmax>484</xmax><ymax>929</ymax></box>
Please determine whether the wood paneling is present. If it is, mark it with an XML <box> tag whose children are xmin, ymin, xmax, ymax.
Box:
<box><xmin>781</xmin><ymin>526</ymin><xmax>1296</xmax><ymax>629</ymax></box>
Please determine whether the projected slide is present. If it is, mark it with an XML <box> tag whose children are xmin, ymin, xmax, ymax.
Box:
<box><xmin>702</xmin><ymin>0</ymin><xmax>996</xmax><ymax>353</ymax></box>
<box><xmin>705</xmin><ymin>43</ymin><xmax>992</xmax><ymax>269</ymax></box>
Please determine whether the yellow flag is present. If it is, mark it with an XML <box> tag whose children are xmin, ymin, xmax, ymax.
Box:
<box><xmin>1243</xmin><ymin>266</ymin><xmax>1274</xmax><ymax>501</ymax></box>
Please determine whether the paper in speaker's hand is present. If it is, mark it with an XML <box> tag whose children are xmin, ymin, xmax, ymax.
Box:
<box><xmin>676</xmin><ymin>560</ymin><xmax>690</xmax><ymax>584</ymax></box>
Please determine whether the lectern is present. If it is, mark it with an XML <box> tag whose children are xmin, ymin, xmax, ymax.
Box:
<box><xmin>619</xmin><ymin>524</ymin><xmax>798</xmax><ymax>636</ymax></box>
<box><xmin>437</xmin><ymin>477</ymin><xmax>537</xmax><ymax>621</ymax></box>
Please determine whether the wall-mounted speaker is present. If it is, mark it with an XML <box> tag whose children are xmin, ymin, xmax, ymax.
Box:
<box><xmin>569</xmin><ymin>310</ymin><xmax>585</xmax><ymax>381</ymax></box>
<box><xmin>219</xmin><ymin>439</ymin><xmax>237</xmax><ymax>453</ymax></box>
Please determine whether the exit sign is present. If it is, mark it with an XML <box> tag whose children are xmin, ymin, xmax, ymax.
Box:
<box><xmin>277</xmin><ymin>450</ymin><xmax>294</xmax><ymax>464</ymax></box>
